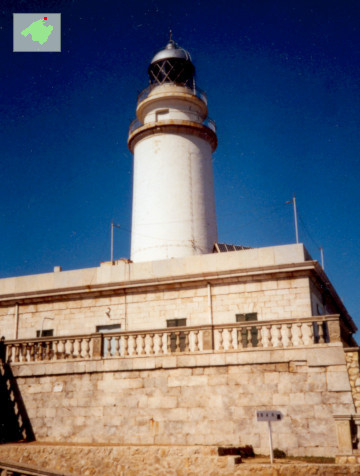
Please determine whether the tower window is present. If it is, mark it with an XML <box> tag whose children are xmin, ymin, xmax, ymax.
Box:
<box><xmin>155</xmin><ymin>109</ymin><xmax>169</xmax><ymax>121</ymax></box>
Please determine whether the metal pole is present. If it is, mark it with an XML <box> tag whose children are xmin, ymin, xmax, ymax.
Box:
<box><xmin>268</xmin><ymin>420</ymin><xmax>274</xmax><ymax>464</ymax></box>
<box><xmin>111</xmin><ymin>221</ymin><xmax>114</xmax><ymax>263</ymax></box>
<box><xmin>207</xmin><ymin>283</ymin><xmax>214</xmax><ymax>350</ymax></box>
<box><xmin>14</xmin><ymin>303</ymin><xmax>19</xmax><ymax>339</ymax></box>
<box><xmin>320</xmin><ymin>247</ymin><xmax>324</xmax><ymax>270</ymax></box>
<box><xmin>293</xmin><ymin>194</ymin><xmax>299</xmax><ymax>244</ymax></box>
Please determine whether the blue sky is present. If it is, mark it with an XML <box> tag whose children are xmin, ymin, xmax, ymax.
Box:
<box><xmin>1</xmin><ymin>1</ymin><xmax>359</xmax><ymax>333</ymax></box>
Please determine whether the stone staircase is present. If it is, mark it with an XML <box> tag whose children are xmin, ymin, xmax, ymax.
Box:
<box><xmin>0</xmin><ymin>347</ymin><xmax>34</xmax><ymax>444</ymax></box>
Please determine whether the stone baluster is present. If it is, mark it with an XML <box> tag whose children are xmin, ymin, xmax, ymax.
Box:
<box><xmin>37</xmin><ymin>342</ymin><xmax>43</xmax><ymax>361</ymax></box>
<box><xmin>60</xmin><ymin>339</ymin><xmax>66</xmax><ymax>359</ymax></box>
<box><xmin>318</xmin><ymin>321</ymin><xmax>325</xmax><ymax>343</ymax></box>
<box><xmin>157</xmin><ymin>333</ymin><xmax>163</xmax><ymax>354</ymax></box>
<box><xmin>167</xmin><ymin>333</ymin><xmax>171</xmax><ymax>353</ymax></box>
<box><xmin>194</xmin><ymin>330</ymin><xmax>200</xmax><ymax>352</ymax></box>
<box><xmin>14</xmin><ymin>344</ymin><xmax>20</xmax><ymax>363</ymax></box>
<box><xmin>276</xmin><ymin>325</ymin><xmax>283</xmax><ymax>347</ymax></box>
<box><xmin>228</xmin><ymin>328</ymin><xmax>234</xmax><ymax>350</ymax></box>
<box><xmin>29</xmin><ymin>343</ymin><xmax>35</xmax><ymax>362</ymax></box>
<box><xmin>218</xmin><ymin>329</ymin><xmax>224</xmax><ymax>351</ymax></box>
<box><xmin>84</xmin><ymin>338</ymin><xmax>91</xmax><ymax>358</ymax></box>
<box><xmin>247</xmin><ymin>327</ymin><xmax>252</xmax><ymax>348</ymax></box>
<box><xmin>297</xmin><ymin>323</ymin><xmax>303</xmax><ymax>345</ymax></box>
<box><xmin>20</xmin><ymin>343</ymin><xmax>28</xmax><ymax>362</ymax></box>
<box><xmin>141</xmin><ymin>334</ymin><xmax>146</xmax><ymax>355</ymax></box>
<box><xmin>266</xmin><ymin>325</ymin><xmax>272</xmax><ymax>347</ymax></box>
<box><xmin>123</xmin><ymin>335</ymin><xmax>129</xmax><ymax>356</ymax></box>
<box><xmin>76</xmin><ymin>338</ymin><xmax>82</xmax><ymax>358</ymax></box>
<box><xmin>256</xmin><ymin>326</ymin><xmax>263</xmax><ymax>348</ymax></box>
<box><xmin>6</xmin><ymin>344</ymin><xmax>13</xmax><ymax>363</ymax></box>
<box><xmin>69</xmin><ymin>339</ymin><xmax>75</xmax><ymax>358</ymax></box>
<box><xmin>184</xmin><ymin>331</ymin><xmax>190</xmax><ymax>352</ymax></box>
<box><xmin>105</xmin><ymin>336</ymin><xmax>112</xmax><ymax>357</ymax></box>
<box><xmin>233</xmin><ymin>328</ymin><xmax>239</xmax><ymax>349</ymax></box>
<box><xmin>18</xmin><ymin>344</ymin><xmax>24</xmax><ymax>362</ymax></box>
<box><xmin>175</xmin><ymin>332</ymin><xmax>181</xmax><ymax>352</ymax></box>
<box><xmin>286</xmin><ymin>324</ymin><xmax>293</xmax><ymax>347</ymax></box>
<box><xmin>132</xmin><ymin>335</ymin><xmax>137</xmax><ymax>355</ymax></box>
<box><xmin>149</xmin><ymin>334</ymin><xmax>155</xmax><ymax>355</ymax></box>
<box><xmin>53</xmin><ymin>340</ymin><xmax>59</xmax><ymax>360</ymax></box>
<box><xmin>114</xmin><ymin>336</ymin><xmax>120</xmax><ymax>357</ymax></box>
<box><xmin>45</xmin><ymin>341</ymin><xmax>51</xmax><ymax>360</ymax></box>
<box><xmin>308</xmin><ymin>322</ymin><xmax>314</xmax><ymax>344</ymax></box>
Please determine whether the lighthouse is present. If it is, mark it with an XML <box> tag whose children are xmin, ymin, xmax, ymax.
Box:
<box><xmin>128</xmin><ymin>35</ymin><xmax>218</xmax><ymax>262</ymax></box>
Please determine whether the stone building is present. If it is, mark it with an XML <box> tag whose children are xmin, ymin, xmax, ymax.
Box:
<box><xmin>0</xmin><ymin>37</ymin><xmax>360</xmax><ymax>470</ymax></box>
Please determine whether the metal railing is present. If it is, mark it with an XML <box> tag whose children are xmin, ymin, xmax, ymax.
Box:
<box><xmin>128</xmin><ymin>116</ymin><xmax>216</xmax><ymax>136</ymax></box>
<box><xmin>3</xmin><ymin>315</ymin><xmax>340</xmax><ymax>364</ymax></box>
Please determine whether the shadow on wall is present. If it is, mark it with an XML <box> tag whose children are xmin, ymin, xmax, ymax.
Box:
<box><xmin>0</xmin><ymin>337</ymin><xmax>35</xmax><ymax>443</ymax></box>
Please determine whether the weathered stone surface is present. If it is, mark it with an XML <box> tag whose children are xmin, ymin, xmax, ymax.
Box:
<box><xmin>3</xmin><ymin>348</ymin><xmax>355</xmax><ymax>457</ymax></box>
<box><xmin>327</xmin><ymin>371</ymin><xmax>352</xmax><ymax>392</ymax></box>
<box><xmin>1</xmin><ymin>444</ymin><xmax>360</xmax><ymax>476</ymax></box>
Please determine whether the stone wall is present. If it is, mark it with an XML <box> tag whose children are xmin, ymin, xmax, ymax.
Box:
<box><xmin>344</xmin><ymin>349</ymin><xmax>360</xmax><ymax>412</ymax></box>
<box><xmin>7</xmin><ymin>344</ymin><xmax>354</xmax><ymax>457</ymax></box>
<box><xmin>0</xmin><ymin>273</ymin><xmax>312</xmax><ymax>341</ymax></box>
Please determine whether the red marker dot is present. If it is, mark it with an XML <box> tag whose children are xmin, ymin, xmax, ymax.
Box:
<box><xmin>44</xmin><ymin>17</ymin><xmax>47</xmax><ymax>20</ymax></box>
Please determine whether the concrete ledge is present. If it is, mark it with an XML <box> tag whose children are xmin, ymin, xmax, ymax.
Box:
<box><xmin>0</xmin><ymin>244</ymin><xmax>309</xmax><ymax>303</ymax></box>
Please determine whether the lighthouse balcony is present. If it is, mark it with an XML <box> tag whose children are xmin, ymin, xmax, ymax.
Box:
<box><xmin>129</xmin><ymin>116</ymin><xmax>216</xmax><ymax>135</ymax></box>
<box><xmin>137</xmin><ymin>83</ymin><xmax>208</xmax><ymax>107</ymax></box>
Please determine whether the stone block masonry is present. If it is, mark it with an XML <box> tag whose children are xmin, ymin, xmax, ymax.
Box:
<box><xmin>7</xmin><ymin>344</ymin><xmax>354</xmax><ymax>458</ymax></box>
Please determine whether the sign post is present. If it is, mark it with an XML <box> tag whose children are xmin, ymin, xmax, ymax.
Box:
<box><xmin>256</xmin><ymin>410</ymin><xmax>282</xmax><ymax>464</ymax></box>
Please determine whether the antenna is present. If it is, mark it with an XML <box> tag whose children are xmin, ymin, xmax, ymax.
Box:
<box><xmin>293</xmin><ymin>194</ymin><xmax>299</xmax><ymax>244</ymax></box>
<box><xmin>320</xmin><ymin>247</ymin><xmax>324</xmax><ymax>270</ymax></box>
<box><xmin>286</xmin><ymin>194</ymin><xmax>299</xmax><ymax>244</ymax></box>
<box><xmin>110</xmin><ymin>221</ymin><xmax>121</xmax><ymax>263</ymax></box>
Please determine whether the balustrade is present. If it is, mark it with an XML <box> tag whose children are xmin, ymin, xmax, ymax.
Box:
<box><xmin>3</xmin><ymin>315</ymin><xmax>339</xmax><ymax>364</ymax></box>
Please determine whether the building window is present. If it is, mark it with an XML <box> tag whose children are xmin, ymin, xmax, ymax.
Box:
<box><xmin>36</xmin><ymin>329</ymin><xmax>54</xmax><ymax>337</ymax></box>
<box><xmin>96</xmin><ymin>324</ymin><xmax>121</xmax><ymax>356</ymax></box>
<box><xmin>167</xmin><ymin>319</ymin><xmax>187</xmax><ymax>352</ymax></box>
<box><xmin>236</xmin><ymin>313</ymin><xmax>258</xmax><ymax>347</ymax></box>
<box><xmin>96</xmin><ymin>324</ymin><xmax>121</xmax><ymax>333</ymax></box>
<box><xmin>35</xmin><ymin>329</ymin><xmax>54</xmax><ymax>358</ymax></box>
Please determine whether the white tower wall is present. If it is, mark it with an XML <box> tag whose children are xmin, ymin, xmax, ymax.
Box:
<box><xmin>131</xmin><ymin>132</ymin><xmax>217</xmax><ymax>262</ymax></box>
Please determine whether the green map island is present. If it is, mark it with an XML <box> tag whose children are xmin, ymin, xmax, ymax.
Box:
<box><xmin>21</xmin><ymin>19</ymin><xmax>53</xmax><ymax>45</ymax></box>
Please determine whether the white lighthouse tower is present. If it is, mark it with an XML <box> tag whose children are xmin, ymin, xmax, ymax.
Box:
<box><xmin>128</xmin><ymin>36</ymin><xmax>218</xmax><ymax>262</ymax></box>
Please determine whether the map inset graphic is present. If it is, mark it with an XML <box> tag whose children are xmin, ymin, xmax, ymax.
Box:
<box><xmin>13</xmin><ymin>13</ymin><xmax>61</xmax><ymax>52</ymax></box>
<box><xmin>21</xmin><ymin>18</ymin><xmax>54</xmax><ymax>45</ymax></box>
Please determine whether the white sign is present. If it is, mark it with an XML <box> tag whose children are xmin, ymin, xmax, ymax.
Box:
<box><xmin>256</xmin><ymin>410</ymin><xmax>283</xmax><ymax>464</ymax></box>
<box><xmin>256</xmin><ymin>410</ymin><xmax>282</xmax><ymax>422</ymax></box>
